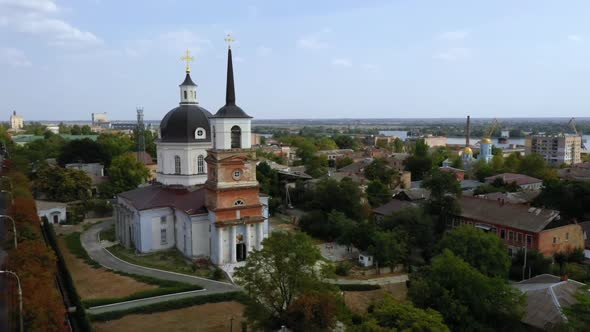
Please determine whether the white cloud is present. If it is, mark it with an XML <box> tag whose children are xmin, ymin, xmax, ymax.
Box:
<box><xmin>331</xmin><ymin>58</ymin><xmax>352</xmax><ymax>67</ymax></box>
<box><xmin>256</xmin><ymin>46</ymin><xmax>272</xmax><ymax>57</ymax></box>
<box><xmin>0</xmin><ymin>0</ymin><xmax>58</xmax><ymax>13</ymax></box>
<box><xmin>0</xmin><ymin>0</ymin><xmax>101</xmax><ymax>47</ymax></box>
<box><xmin>437</xmin><ymin>30</ymin><xmax>470</xmax><ymax>41</ymax></box>
<box><xmin>568</xmin><ymin>34</ymin><xmax>582</xmax><ymax>42</ymax></box>
<box><xmin>433</xmin><ymin>47</ymin><xmax>472</xmax><ymax>61</ymax></box>
<box><xmin>0</xmin><ymin>47</ymin><xmax>32</xmax><ymax>67</ymax></box>
<box><xmin>361</xmin><ymin>63</ymin><xmax>379</xmax><ymax>71</ymax></box>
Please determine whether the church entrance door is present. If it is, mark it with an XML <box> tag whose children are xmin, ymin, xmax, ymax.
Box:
<box><xmin>236</xmin><ymin>243</ymin><xmax>246</xmax><ymax>261</ymax></box>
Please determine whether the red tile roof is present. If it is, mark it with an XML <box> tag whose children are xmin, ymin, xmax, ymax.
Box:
<box><xmin>119</xmin><ymin>184</ymin><xmax>207</xmax><ymax>215</ymax></box>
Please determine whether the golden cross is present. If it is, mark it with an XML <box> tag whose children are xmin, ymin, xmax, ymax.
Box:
<box><xmin>224</xmin><ymin>33</ymin><xmax>235</xmax><ymax>49</ymax></box>
<box><xmin>180</xmin><ymin>49</ymin><xmax>194</xmax><ymax>73</ymax></box>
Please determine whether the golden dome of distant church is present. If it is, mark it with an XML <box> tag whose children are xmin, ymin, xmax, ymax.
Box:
<box><xmin>481</xmin><ymin>138</ymin><xmax>492</xmax><ymax>144</ymax></box>
<box><xmin>462</xmin><ymin>147</ymin><xmax>473</xmax><ymax>155</ymax></box>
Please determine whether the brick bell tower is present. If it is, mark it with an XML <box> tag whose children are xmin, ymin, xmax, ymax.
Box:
<box><xmin>206</xmin><ymin>34</ymin><xmax>266</xmax><ymax>265</ymax></box>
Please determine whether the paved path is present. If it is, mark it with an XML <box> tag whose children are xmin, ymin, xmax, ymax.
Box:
<box><xmin>81</xmin><ymin>220</ymin><xmax>239</xmax><ymax>313</ymax></box>
<box><xmin>86</xmin><ymin>289</ymin><xmax>208</xmax><ymax>315</ymax></box>
<box><xmin>326</xmin><ymin>274</ymin><xmax>408</xmax><ymax>285</ymax></box>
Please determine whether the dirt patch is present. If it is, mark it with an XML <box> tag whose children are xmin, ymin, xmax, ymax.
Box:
<box><xmin>58</xmin><ymin>237</ymin><xmax>157</xmax><ymax>300</ymax></box>
<box><xmin>344</xmin><ymin>282</ymin><xmax>408</xmax><ymax>315</ymax></box>
<box><xmin>93</xmin><ymin>301</ymin><xmax>245</xmax><ymax>332</ymax></box>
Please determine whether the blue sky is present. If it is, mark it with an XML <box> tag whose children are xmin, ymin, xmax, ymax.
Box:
<box><xmin>1</xmin><ymin>0</ymin><xmax>589</xmax><ymax>121</ymax></box>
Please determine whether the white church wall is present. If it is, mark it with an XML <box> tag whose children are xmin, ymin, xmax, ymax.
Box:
<box><xmin>259</xmin><ymin>195</ymin><xmax>270</xmax><ymax>236</ymax></box>
<box><xmin>211</xmin><ymin>118</ymin><xmax>251</xmax><ymax>150</ymax></box>
<box><xmin>190</xmin><ymin>214</ymin><xmax>210</xmax><ymax>258</ymax></box>
<box><xmin>137</xmin><ymin>208</ymin><xmax>174</xmax><ymax>252</ymax></box>
<box><xmin>175</xmin><ymin>212</ymin><xmax>190</xmax><ymax>256</ymax></box>
<box><xmin>156</xmin><ymin>142</ymin><xmax>210</xmax><ymax>186</ymax></box>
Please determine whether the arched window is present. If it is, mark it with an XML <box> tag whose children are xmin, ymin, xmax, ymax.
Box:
<box><xmin>231</xmin><ymin>125</ymin><xmax>241</xmax><ymax>149</ymax></box>
<box><xmin>197</xmin><ymin>155</ymin><xmax>204</xmax><ymax>174</ymax></box>
<box><xmin>183</xmin><ymin>91</ymin><xmax>187</xmax><ymax>99</ymax></box>
<box><xmin>174</xmin><ymin>155</ymin><xmax>181</xmax><ymax>174</ymax></box>
<box><xmin>234</xmin><ymin>199</ymin><xmax>245</xmax><ymax>206</ymax></box>
<box><xmin>194</xmin><ymin>127</ymin><xmax>206</xmax><ymax>139</ymax></box>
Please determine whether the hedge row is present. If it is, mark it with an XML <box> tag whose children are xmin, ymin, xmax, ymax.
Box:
<box><xmin>43</xmin><ymin>221</ymin><xmax>93</xmax><ymax>332</ymax></box>
<box><xmin>110</xmin><ymin>270</ymin><xmax>196</xmax><ymax>288</ymax></box>
<box><xmin>82</xmin><ymin>284</ymin><xmax>203</xmax><ymax>308</ymax></box>
<box><xmin>64</xmin><ymin>231</ymin><xmax>101</xmax><ymax>268</ymax></box>
<box><xmin>89</xmin><ymin>291</ymin><xmax>249</xmax><ymax>322</ymax></box>
<box><xmin>338</xmin><ymin>284</ymin><xmax>381</xmax><ymax>291</ymax></box>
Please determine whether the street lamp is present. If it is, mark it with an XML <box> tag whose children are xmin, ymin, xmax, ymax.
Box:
<box><xmin>0</xmin><ymin>270</ymin><xmax>23</xmax><ymax>332</ymax></box>
<box><xmin>0</xmin><ymin>214</ymin><xmax>17</xmax><ymax>248</ymax></box>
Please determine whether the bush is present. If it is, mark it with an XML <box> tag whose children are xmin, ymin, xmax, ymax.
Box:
<box><xmin>567</xmin><ymin>248</ymin><xmax>585</xmax><ymax>263</ymax></box>
<box><xmin>212</xmin><ymin>267</ymin><xmax>224</xmax><ymax>280</ymax></box>
<box><xmin>337</xmin><ymin>284</ymin><xmax>380</xmax><ymax>291</ymax></box>
<box><xmin>335</xmin><ymin>261</ymin><xmax>353</xmax><ymax>276</ymax></box>
<box><xmin>89</xmin><ymin>291</ymin><xmax>248</xmax><ymax>322</ymax></box>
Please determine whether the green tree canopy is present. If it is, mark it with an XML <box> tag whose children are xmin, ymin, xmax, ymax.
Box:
<box><xmin>354</xmin><ymin>295</ymin><xmax>450</xmax><ymax>332</ymax></box>
<box><xmin>334</xmin><ymin>134</ymin><xmax>359</xmax><ymax>150</ymax></box>
<box><xmin>409</xmin><ymin>250</ymin><xmax>525</xmax><ymax>331</ymax></box>
<box><xmin>97</xmin><ymin>133</ymin><xmax>134</xmax><ymax>159</ymax></box>
<box><xmin>99</xmin><ymin>152</ymin><xmax>149</xmax><ymax>197</ymax></box>
<box><xmin>58</xmin><ymin>138</ymin><xmax>110</xmax><ymax>166</ymax></box>
<box><xmin>365</xmin><ymin>158</ymin><xmax>397</xmax><ymax>185</ymax></box>
<box><xmin>34</xmin><ymin>165</ymin><xmax>92</xmax><ymax>202</ymax></box>
<box><xmin>563</xmin><ymin>286</ymin><xmax>590</xmax><ymax>331</ymax></box>
<box><xmin>304</xmin><ymin>177</ymin><xmax>364</xmax><ymax>220</ymax></box>
<box><xmin>437</xmin><ymin>225</ymin><xmax>511</xmax><ymax>278</ymax></box>
<box><xmin>369</xmin><ymin>230</ymin><xmax>407</xmax><ymax>271</ymax></box>
<box><xmin>366</xmin><ymin>180</ymin><xmax>392</xmax><ymax>208</ymax></box>
<box><xmin>422</xmin><ymin>170</ymin><xmax>461</xmax><ymax>231</ymax></box>
<box><xmin>234</xmin><ymin>232</ymin><xmax>330</xmax><ymax>329</ymax></box>
<box><xmin>378</xmin><ymin>207</ymin><xmax>435</xmax><ymax>259</ymax></box>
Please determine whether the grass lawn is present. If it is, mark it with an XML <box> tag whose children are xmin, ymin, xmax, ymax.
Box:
<box><xmin>93</xmin><ymin>301</ymin><xmax>245</xmax><ymax>332</ymax></box>
<box><xmin>58</xmin><ymin>236</ymin><xmax>158</xmax><ymax>300</ymax></box>
<box><xmin>108</xmin><ymin>244</ymin><xmax>220</xmax><ymax>280</ymax></box>
<box><xmin>344</xmin><ymin>282</ymin><xmax>408</xmax><ymax>315</ymax></box>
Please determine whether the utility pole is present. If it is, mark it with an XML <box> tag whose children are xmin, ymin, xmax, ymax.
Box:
<box><xmin>521</xmin><ymin>245</ymin><xmax>527</xmax><ymax>281</ymax></box>
<box><xmin>1</xmin><ymin>270</ymin><xmax>23</xmax><ymax>332</ymax></box>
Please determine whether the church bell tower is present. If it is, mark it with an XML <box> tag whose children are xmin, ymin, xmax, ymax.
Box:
<box><xmin>206</xmin><ymin>35</ymin><xmax>265</xmax><ymax>265</ymax></box>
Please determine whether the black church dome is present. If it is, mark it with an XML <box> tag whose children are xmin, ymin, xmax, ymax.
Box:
<box><xmin>159</xmin><ymin>105</ymin><xmax>212</xmax><ymax>143</ymax></box>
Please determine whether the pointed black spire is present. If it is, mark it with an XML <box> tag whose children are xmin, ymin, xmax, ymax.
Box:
<box><xmin>225</xmin><ymin>48</ymin><xmax>236</xmax><ymax>105</ymax></box>
<box><xmin>213</xmin><ymin>46</ymin><xmax>251</xmax><ymax>118</ymax></box>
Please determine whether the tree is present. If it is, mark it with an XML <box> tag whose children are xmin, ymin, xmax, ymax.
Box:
<box><xmin>80</xmin><ymin>125</ymin><xmax>92</xmax><ymax>135</ymax></box>
<box><xmin>518</xmin><ymin>153</ymin><xmax>557</xmax><ymax>180</ymax></box>
<box><xmin>334</xmin><ymin>134</ymin><xmax>358</xmax><ymax>150</ymax></box>
<box><xmin>404</xmin><ymin>155</ymin><xmax>432</xmax><ymax>181</ymax></box>
<box><xmin>299</xmin><ymin>210</ymin><xmax>355</xmax><ymax>241</ymax></box>
<box><xmin>336</xmin><ymin>156</ymin><xmax>353</xmax><ymax>169</ymax></box>
<box><xmin>305</xmin><ymin>178</ymin><xmax>364</xmax><ymax>220</ymax></box>
<box><xmin>504</xmin><ymin>152</ymin><xmax>521</xmax><ymax>172</ymax></box>
<box><xmin>472</xmin><ymin>159</ymin><xmax>495</xmax><ymax>182</ymax></box>
<box><xmin>534</xmin><ymin>180</ymin><xmax>590</xmax><ymax>220</ymax></box>
<box><xmin>422</xmin><ymin>170</ymin><xmax>461</xmax><ymax>234</ymax></box>
<box><xmin>409</xmin><ymin>250</ymin><xmax>525</xmax><ymax>331</ymax></box>
<box><xmin>365</xmin><ymin>158</ymin><xmax>396</xmax><ymax>185</ymax></box>
<box><xmin>286</xmin><ymin>291</ymin><xmax>338</xmax><ymax>331</ymax></box>
<box><xmin>316</xmin><ymin>137</ymin><xmax>338</xmax><ymax>150</ymax></box>
<box><xmin>234</xmin><ymin>232</ymin><xmax>330</xmax><ymax>329</ymax></box>
<box><xmin>414</xmin><ymin>138</ymin><xmax>429</xmax><ymax>157</ymax></box>
<box><xmin>369</xmin><ymin>230</ymin><xmax>407</xmax><ymax>272</ymax></box>
<box><xmin>306</xmin><ymin>155</ymin><xmax>328</xmax><ymax>178</ymax></box>
<box><xmin>393</xmin><ymin>137</ymin><xmax>404</xmax><ymax>153</ymax></box>
<box><xmin>70</xmin><ymin>124</ymin><xmax>82</xmax><ymax>135</ymax></box>
<box><xmin>366</xmin><ymin>180</ymin><xmax>392</xmax><ymax>207</ymax></box>
<box><xmin>97</xmin><ymin>133</ymin><xmax>134</xmax><ymax>159</ymax></box>
<box><xmin>100</xmin><ymin>152</ymin><xmax>149</xmax><ymax>197</ymax></box>
<box><xmin>58</xmin><ymin>138</ymin><xmax>110</xmax><ymax>166</ymax></box>
<box><xmin>356</xmin><ymin>295</ymin><xmax>449</xmax><ymax>332</ymax></box>
<box><xmin>378</xmin><ymin>208</ymin><xmax>435</xmax><ymax>260</ymax></box>
<box><xmin>34</xmin><ymin>165</ymin><xmax>92</xmax><ymax>202</ymax></box>
<box><xmin>437</xmin><ymin>226</ymin><xmax>511</xmax><ymax>277</ymax></box>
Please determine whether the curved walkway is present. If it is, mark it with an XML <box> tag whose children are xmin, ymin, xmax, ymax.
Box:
<box><xmin>81</xmin><ymin>220</ymin><xmax>239</xmax><ymax>313</ymax></box>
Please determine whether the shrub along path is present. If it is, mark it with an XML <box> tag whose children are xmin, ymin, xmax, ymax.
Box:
<box><xmin>81</xmin><ymin>220</ymin><xmax>239</xmax><ymax>314</ymax></box>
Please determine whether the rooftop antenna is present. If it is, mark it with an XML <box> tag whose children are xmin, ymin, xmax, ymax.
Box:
<box><xmin>136</xmin><ymin>107</ymin><xmax>145</xmax><ymax>162</ymax></box>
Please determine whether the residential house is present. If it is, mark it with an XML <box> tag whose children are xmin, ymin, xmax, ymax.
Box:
<box><xmin>36</xmin><ymin>200</ymin><xmax>67</xmax><ymax>224</ymax></box>
<box><xmin>387</xmin><ymin>153</ymin><xmax>410</xmax><ymax>172</ymax></box>
<box><xmin>439</xmin><ymin>166</ymin><xmax>465</xmax><ymax>181</ymax></box>
<box><xmin>449</xmin><ymin>196</ymin><xmax>584</xmax><ymax>257</ymax></box>
<box><xmin>485</xmin><ymin>173</ymin><xmax>543</xmax><ymax>190</ymax></box>
<box><xmin>513</xmin><ymin>274</ymin><xmax>586</xmax><ymax>330</ymax></box>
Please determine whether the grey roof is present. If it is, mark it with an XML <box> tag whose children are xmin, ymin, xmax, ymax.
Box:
<box><xmin>337</xmin><ymin>158</ymin><xmax>373</xmax><ymax>173</ymax></box>
<box><xmin>485</xmin><ymin>173</ymin><xmax>543</xmax><ymax>186</ymax></box>
<box><xmin>513</xmin><ymin>274</ymin><xmax>586</xmax><ymax>330</ymax></box>
<box><xmin>118</xmin><ymin>184</ymin><xmax>207</xmax><ymax>215</ymax></box>
<box><xmin>395</xmin><ymin>188</ymin><xmax>430</xmax><ymax>201</ymax></box>
<box><xmin>458</xmin><ymin>196</ymin><xmax>560</xmax><ymax>233</ymax></box>
<box><xmin>35</xmin><ymin>200</ymin><xmax>67</xmax><ymax>211</ymax></box>
<box><xmin>373</xmin><ymin>199</ymin><xmax>417</xmax><ymax>216</ymax></box>
<box><xmin>460</xmin><ymin>179</ymin><xmax>484</xmax><ymax>190</ymax></box>
<box><xmin>159</xmin><ymin>104</ymin><xmax>212</xmax><ymax>143</ymax></box>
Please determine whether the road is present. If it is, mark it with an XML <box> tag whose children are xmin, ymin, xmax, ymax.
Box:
<box><xmin>81</xmin><ymin>220</ymin><xmax>240</xmax><ymax>313</ymax></box>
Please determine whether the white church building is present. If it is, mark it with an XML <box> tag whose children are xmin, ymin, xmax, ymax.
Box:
<box><xmin>115</xmin><ymin>44</ymin><xmax>269</xmax><ymax>265</ymax></box>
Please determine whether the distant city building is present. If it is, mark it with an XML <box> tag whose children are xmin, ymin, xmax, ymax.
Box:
<box><xmin>111</xmin><ymin>122</ymin><xmax>137</xmax><ymax>131</ymax></box>
<box><xmin>525</xmin><ymin>134</ymin><xmax>582</xmax><ymax>166</ymax></box>
<box><xmin>92</xmin><ymin>112</ymin><xmax>109</xmax><ymax>125</ymax></box>
<box><xmin>501</xmin><ymin>130</ymin><xmax>510</xmax><ymax>138</ymax></box>
<box><xmin>10</xmin><ymin>110</ymin><xmax>24</xmax><ymax>129</ymax></box>
<box><xmin>11</xmin><ymin>134</ymin><xmax>99</xmax><ymax>146</ymax></box>
<box><xmin>46</xmin><ymin>124</ymin><xmax>59</xmax><ymax>134</ymax></box>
